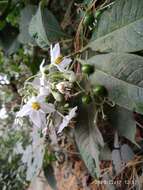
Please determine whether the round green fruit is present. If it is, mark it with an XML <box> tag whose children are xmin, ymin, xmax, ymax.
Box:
<box><xmin>82</xmin><ymin>95</ymin><xmax>92</xmax><ymax>104</ymax></box>
<box><xmin>83</xmin><ymin>12</ymin><xmax>95</xmax><ymax>26</ymax></box>
<box><xmin>82</xmin><ymin>64</ymin><xmax>94</xmax><ymax>75</ymax></box>
<box><xmin>93</xmin><ymin>85</ymin><xmax>108</xmax><ymax>97</ymax></box>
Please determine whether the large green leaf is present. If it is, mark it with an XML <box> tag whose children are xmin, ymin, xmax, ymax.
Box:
<box><xmin>29</xmin><ymin>3</ymin><xmax>66</xmax><ymax>49</ymax></box>
<box><xmin>86</xmin><ymin>53</ymin><xmax>143</xmax><ymax>114</ymax></box>
<box><xmin>112</xmin><ymin>133</ymin><xmax>134</xmax><ymax>174</ymax></box>
<box><xmin>18</xmin><ymin>5</ymin><xmax>37</xmax><ymax>45</ymax></box>
<box><xmin>109</xmin><ymin>106</ymin><xmax>137</xmax><ymax>144</ymax></box>
<box><xmin>88</xmin><ymin>0</ymin><xmax>143</xmax><ymax>53</ymax></box>
<box><xmin>75</xmin><ymin>104</ymin><xmax>104</xmax><ymax>178</ymax></box>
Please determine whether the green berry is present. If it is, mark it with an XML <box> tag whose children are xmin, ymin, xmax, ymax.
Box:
<box><xmin>82</xmin><ymin>64</ymin><xmax>94</xmax><ymax>75</ymax></box>
<box><xmin>82</xmin><ymin>95</ymin><xmax>92</xmax><ymax>104</ymax></box>
<box><xmin>93</xmin><ymin>85</ymin><xmax>108</xmax><ymax>97</ymax></box>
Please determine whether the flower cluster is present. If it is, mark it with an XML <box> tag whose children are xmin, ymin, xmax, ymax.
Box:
<box><xmin>16</xmin><ymin>43</ymin><xmax>78</xmax><ymax>134</ymax></box>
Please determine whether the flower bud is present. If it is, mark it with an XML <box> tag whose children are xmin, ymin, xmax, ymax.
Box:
<box><xmin>56</xmin><ymin>81</ymin><xmax>72</xmax><ymax>94</ymax></box>
<box><xmin>52</xmin><ymin>91</ymin><xmax>63</xmax><ymax>102</ymax></box>
<box><xmin>68</xmin><ymin>72</ymin><xmax>77</xmax><ymax>82</ymax></box>
<box><xmin>64</xmin><ymin>71</ymin><xmax>77</xmax><ymax>82</ymax></box>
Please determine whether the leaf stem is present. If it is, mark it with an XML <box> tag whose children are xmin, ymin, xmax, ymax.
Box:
<box><xmin>66</xmin><ymin>46</ymin><xmax>88</xmax><ymax>58</ymax></box>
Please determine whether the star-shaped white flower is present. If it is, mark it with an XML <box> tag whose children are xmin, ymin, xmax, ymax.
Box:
<box><xmin>50</xmin><ymin>43</ymin><xmax>72</xmax><ymax>72</ymax></box>
<box><xmin>17</xmin><ymin>96</ymin><xmax>55</xmax><ymax>128</ymax></box>
<box><xmin>57</xmin><ymin>106</ymin><xmax>77</xmax><ymax>133</ymax></box>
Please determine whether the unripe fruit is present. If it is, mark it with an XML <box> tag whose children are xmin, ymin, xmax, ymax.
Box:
<box><xmin>82</xmin><ymin>64</ymin><xmax>94</xmax><ymax>75</ymax></box>
<box><xmin>82</xmin><ymin>95</ymin><xmax>92</xmax><ymax>104</ymax></box>
<box><xmin>93</xmin><ymin>85</ymin><xmax>108</xmax><ymax>97</ymax></box>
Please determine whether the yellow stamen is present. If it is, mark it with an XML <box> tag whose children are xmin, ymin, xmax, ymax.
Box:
<box><xmin>32</xmin><ymin>102</ymin><xmax>41</xmax><ymax>110</ymax></box>
<box><xmin>55</xmin><ymin>55</ymin><xmax>63</xmax><ymax>64</ymax></box>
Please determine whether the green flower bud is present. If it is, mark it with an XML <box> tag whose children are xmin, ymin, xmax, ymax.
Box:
<box><xmin>52</xmin><ymin>91</ymin><xmax>63</xmax><ymax>102</ymax></box>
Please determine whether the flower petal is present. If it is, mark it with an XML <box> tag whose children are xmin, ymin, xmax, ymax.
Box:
<box><xmin>51</xmin><ymin>43</ymin><xmax>60</xmax><ymax>63</ymax></box>
<box><xmin>32</xmin><ymin>77</ymin><xmax>40</xmax><ymax>89</ymax></box>
<box><xmin>36</xmin><ymin>95</ymin><xmax>46</xmax><ymax>103</ymax></box>
<box><xmin>57</xmin><ymin>107</ymin><xmax>77</xmax><ymax>133</ymax></box>
<box><xmin>57</xmin><ymin>118</ymin><xmax>69</xmax><ymax>134</ymax></box>
<box><xmin>39</xmin><ymin>86</ymin><xmax>50</xmax><ymax>96</ymax></box>
<box><xmin>29</xmin><ymin>110</ymin><xmax>46</xmax><ymax>128</ymax></box>
<box><xmin>28</xmin><ymin>96</ymin><xmax>37</xmax><ymax>104</ymax></box>
<box><xmin>17</xmin><ymin>104</ymin><xmax>31</xmax><ymax>117</ymax></box>
<box><xmin>40</xmin><ymin>103</ymin><xmax>55</xmax><ymax>113</ymax></box>
<box><xmin>56</xmin><ymin>58</ymin><xmax>72</xmax><ymax>71</ymax></box>
<box><xmin>50</xmin><ymin>44</ymin><xmax>54</xmax><ymax>62</ymax></box>
<box><xmin>61</xmin><ymin>58</ymin><xmax>72</xmax><ymax>68</ymax></box>
<box><xmin>67</xmin><ymin>106</ymin><xmax>77</xmax><ymax>120</ymax></box>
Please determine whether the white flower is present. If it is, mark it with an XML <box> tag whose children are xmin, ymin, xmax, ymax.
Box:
<box><xmin>57</xmin><ymin>106</ymin><xmax>77</xmax><ymax>133</ymax></box>
<box><xmin>17</xmin><ymin>96</ymin><xmax>55</xmax><ymax>128</ymax></box>
<box><xmin>56</xmin><ymin>81</ymin><xmax>72</xmax><ymax>94</ymax></box>
<box><xmin>50</xmin><ymin>43</ymin><xmax>72</xmax><ymax>72</ymax></box>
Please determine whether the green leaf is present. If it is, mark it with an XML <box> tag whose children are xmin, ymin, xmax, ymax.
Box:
<box><xmin>112</xmin><ymin>133</ymin><xmax>135</xmax><ymax>174</ymax></box>
<box><xmin>109</xmin><ymin>106</ymin><xmax>137</xmax><ymax>145</ymax></box>
<box><xmin>89</xmin><ymin>0</ymin><xmax>143</xmax><ymax>53</ymax></box>
<box><xmin>18</xmin><ymin>5</ymin><xmax>37</xmax><ymax>45</ymax></box>
<box><xmin>75</xmin><ymin>104</ymin><xmax>104</xmax><ymax>178</ymax></box>
<box><xmin>121</xmin><ymin>144</ymin><xmax>135</xmax><ymax>162</ymax></box>
<box><xmin>86</xmin><ymin>53</ymin><xmax>143</xmax><ymax>114</ymax></box>
<box><xmin>29</xmin><ymin>3</ymin><xmax>66</xmax><ymax>49</ymax></box>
